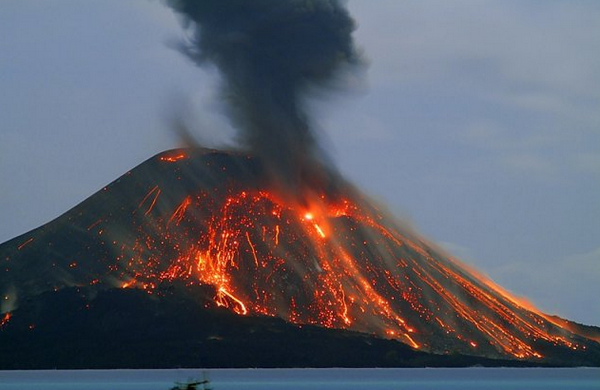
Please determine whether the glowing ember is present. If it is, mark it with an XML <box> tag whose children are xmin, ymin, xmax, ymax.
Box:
<box><xmin>98</xmin><ymin>163</ymin><xmax>589</xmax><ymax>359</ymax></box>
<box><xmin>160</xmin><ymin>152</ymin><xmax>187</xmax><ymax>163</ymax></box>
<box><xmin>0</xmin><ymin>313</ymin><xmax>10</xmax><ymax>329</ymax></box>
<box><xmin>17</xmin><ymin>238</ymin><xmax>34</xmax><ymax>251</ymax></box>
<box><xmin>2</xmin><ymin>150</ymin><xmax>596</xmax><ymax>362</ymax></box>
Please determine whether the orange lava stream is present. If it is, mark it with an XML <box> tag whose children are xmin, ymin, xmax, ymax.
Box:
<box><xmin>168</xmin><ymin>196</ymin><xmax>191</xmax><ymax>226</ymax></box>
<box><xmin>115</xmin><ymin>187</ymin><xmax>584</xmax><ymax>359</ymax></box>
<box><xmin>159</xmin><ymin>152</ymin><xmax>187</xmax><ymax>163</ymax></box>
<box><xmin>136</xmin><ymin>185</ymin><xmax>161</xmax><ymax>216</ymax></box>
<box><xmin>0</xmin><ymin>312</ymin><xmax>11</xmax><ymax>328</ymax></box>
<box><xmin>17</xmin><ymin>238</ymin><xmax>34</xmax><ymax>251</ymax></box>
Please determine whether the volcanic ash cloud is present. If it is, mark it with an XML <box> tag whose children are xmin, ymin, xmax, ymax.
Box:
<box><xmin>166</xmin><ymin>0</ymin><xmax>363</xmax><ymax>194</ymax></box>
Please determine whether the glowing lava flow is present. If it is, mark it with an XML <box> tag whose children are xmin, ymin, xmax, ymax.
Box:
<box><xmin>159</xmin><ymin>152</ymin><xmax>187</xmax><ymax>163</ymax></box>
<box><xmin>17</xmin><ymin>238</ymin><xmax>34</xmax><ymax>251</ymax></box>
<box><xmin>0</xmin><ymin>313</ymin><xmax>10</xmax><ymax>329</ymax></box>
<box><xmin>110</xmin><ymin>182</ymin><xmax>589</xmax><ymax>359</ymax></box>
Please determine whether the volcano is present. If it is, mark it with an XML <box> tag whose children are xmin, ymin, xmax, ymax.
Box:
<box><xmin>1</xmin><ymin>148</ymin><xmax>599</xmax><ymax>367</ymax></box>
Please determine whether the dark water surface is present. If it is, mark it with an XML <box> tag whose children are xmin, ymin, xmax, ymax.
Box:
<box><xmin>0</xmin><ymin>368</ymin><xmax>598</xmax><ymax>389</ymax></box>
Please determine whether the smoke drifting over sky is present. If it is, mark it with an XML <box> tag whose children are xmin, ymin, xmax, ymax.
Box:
<box><xmin>166</xmin><ymin>0</ymin><xmax>362</xmax><ymax>190</ymax></box>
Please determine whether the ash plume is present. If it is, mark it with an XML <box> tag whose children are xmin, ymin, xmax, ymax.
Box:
<box><xmin>166</xmin><ymin>0</ymin><xmax>362</xmax><ymax>193</ymax></box>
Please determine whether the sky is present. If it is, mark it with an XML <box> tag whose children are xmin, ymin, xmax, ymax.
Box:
<box><xmin>0</xmin><ymin>1</ymin><xmax>599</xmax><ymax>326</ymax></box>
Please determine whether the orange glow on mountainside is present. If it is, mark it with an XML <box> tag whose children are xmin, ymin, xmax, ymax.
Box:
<box><xmin>100</xmin><ymin>154</ymin><xmax>590</xmax><ymax>359</ymax></box>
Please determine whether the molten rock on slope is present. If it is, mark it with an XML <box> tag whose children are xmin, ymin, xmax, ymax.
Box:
<box><xmin>1</xmin><ymin>148</ymin><xmax>599</xmax><ymax>365</ymax></box>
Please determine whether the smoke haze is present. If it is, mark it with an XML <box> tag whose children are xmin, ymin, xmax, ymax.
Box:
<box><xmin>166</xmin><ymin>0</ymin><xmax>363</xmax><ymax>192</ymax></box>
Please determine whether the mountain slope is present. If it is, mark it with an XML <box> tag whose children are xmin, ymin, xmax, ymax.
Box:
<box><xmin>2</xmin><ymin>284</ymin><xmax>554</xmax><ymax>369</ymax></box>
<box><xmin>1</xmin><ymin>148</ymin><xmax>599</xmax><ymax>366</ymax></box>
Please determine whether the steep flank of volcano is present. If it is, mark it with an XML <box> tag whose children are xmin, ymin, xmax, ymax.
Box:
<box><xmin>1</xmin><ymin>148</ymin><xmax>599</xmax><ymax>366</ymax></box>
<box><xmin>1</xmin><ymin>284</ymin><xmax>549</xmax><ymax>369</ymax></box>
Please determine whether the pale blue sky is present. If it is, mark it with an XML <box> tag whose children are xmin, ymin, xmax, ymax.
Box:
<box><xmin>1</xmin><ymin>1</ymin><xmax>599</xmax><ymax>326</ymax></box>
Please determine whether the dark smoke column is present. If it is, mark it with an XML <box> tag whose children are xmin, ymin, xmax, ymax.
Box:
<box><xmin>166</xmin><ymin>0</ymin><xmax>362</xmax><ymax>194</ymax></box>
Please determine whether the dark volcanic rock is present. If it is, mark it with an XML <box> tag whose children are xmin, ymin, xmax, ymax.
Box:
<box><xmin>0</xmin><ymin>284</ymin><xmax>548</xmax><ymax>369</ymax></box>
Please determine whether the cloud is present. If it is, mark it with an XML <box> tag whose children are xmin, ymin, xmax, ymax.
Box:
<box><xmin>355</xmin><ymin>1</ymin><xmax>600</xmax><ymax>123</ymax></box>
<box><xmin>351</xmin><ymin>1</ymin><xmax>600</xmax><ymax>99</ymax></box>
<box><xmin>499</xmin><ymin>153</ymin><xmax>555</xmax><ymax>176</ymax></box>
<box><xmin>461</xmin><ymin>120</ymin><xmax>558</xmax><ymax>151</ymax></box>
<box><xmin>572</xmin><ymin>153</ymin><xmax>600</xmax><ymax>176</ymax></box>
<box><xmin>435</xmin><ymin>237</ymin><xmax>600</xmax><ymax>326</ymax></box>
<box><xmin>491</xmin><ymin>246</ymin><xmax>600</xmax><ymax>326</ymax></box>
<box><xmin>346</xmin><ymin>1</ymin><xmax>600</xmax><ymax>183</ymax></box>
<box><xmin>459</xmin><ymin>119</ymin><xmax>600</xmax><ymax>179</ymax></box>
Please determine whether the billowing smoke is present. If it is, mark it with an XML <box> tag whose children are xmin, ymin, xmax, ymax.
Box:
<box><xmin>166</xmin><ymin>0</ymin><xmax>362</xmax><ymax>194</ymax></box>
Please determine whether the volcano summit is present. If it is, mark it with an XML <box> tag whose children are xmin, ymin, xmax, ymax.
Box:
<box><xmin>1</xmin><ymin>148</ymin><xmax>598</xmax><ymax>367</ymax></box>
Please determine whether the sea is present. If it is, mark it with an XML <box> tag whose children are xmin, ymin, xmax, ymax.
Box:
<box><xmin>0</xmin><ymin>368</ymin><xmax>598</xmax><ymax>390</ymax></box>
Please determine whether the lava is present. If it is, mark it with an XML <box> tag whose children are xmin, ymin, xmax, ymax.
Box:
<box><xmin>0</xmin><ymin>313</ymin><xmax>10</xmax><ymax>329</ymax></box>
<box><xmin>159</xmin><ymin>152</ymin><xmax>187</xmax><ymax>163</ymax></box>
<box><xmin>136</xmin><ymin>185</ymin><xmax>161</xmax><ymax>216</ymax></box>
<box><xmin>17</xmin><ymin>237</ymin><xmax>34</xmax><ymax>251</ymax></box>
<box><xmin>216</xmin><ymin>287</ymin><xmax>248</xmax><ymax>315</ymax></box>
<box><xmin>2</xmin><ymin>149</ymin><xmax>595</xmax><ymax>362</ymax></box>
<box><xmin>108</xmin><ymin>173</ymin><xmax>588</xmax><ymax>359</ymax></box>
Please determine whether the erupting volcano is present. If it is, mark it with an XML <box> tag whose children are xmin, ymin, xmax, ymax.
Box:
<box><xmin>1</xmin><ymin>0</ymin><xmax>599</xmax><ymax>368</ymax></box>
<box><xmin>1</xmin><ymin>148</ymin><xmax>599</xmax><ymax>365</ymax></box>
